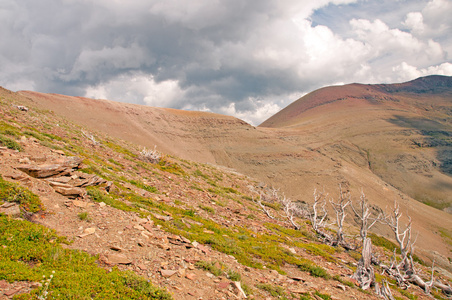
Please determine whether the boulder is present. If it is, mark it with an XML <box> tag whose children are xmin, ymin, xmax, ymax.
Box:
<box><xmin>17</xmin><ymin>157</ymin><xmax>83</xmax><ymax>178</ymax></box>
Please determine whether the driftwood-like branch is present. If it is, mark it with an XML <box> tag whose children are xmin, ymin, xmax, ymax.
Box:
<box><xmin>375</xmin><ymin>279</ymin><xmax>395</xmax><ymax>300</ymax></box>
<box><xmin>352</xmin><ymin>237</ymin><xmax>375</xmax><ymax>290</ymax></box>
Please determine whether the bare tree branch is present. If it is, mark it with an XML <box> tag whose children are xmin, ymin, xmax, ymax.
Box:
<box><xmin>330</xmin><ymin>185</ymin><xmax>351</xmax><ymax>246</ymax></box>
<box><xmin>351</xmin><ymin>190</ymin><xmax>382</xmax><ymax>245</ymax></box>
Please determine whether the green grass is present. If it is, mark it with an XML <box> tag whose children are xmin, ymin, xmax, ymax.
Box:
<box><xmin>257</xmin><ymin>283</ymin><xmax>287</xmax><ymax>298</ymax></box>
<box><xmin>0</xmin><ymin>176</ymin><xmax>43</xmax><ymax>213</ymax></box>
<box><xmin>0</xmin><ymin>215</ymin><xmax>171</xmax><ymax>299</ymax></box>
<box><xmin>314</xmin><ymin>290</ymin><xmax>332</xmax><ymax>300</ymax></box>
<box><xmin>195</xmin><ymin>260</ymin><xmax>225</xmax><ymax>276</ymax></box>
<box><xmin>199</xmin><ymin>205</ymin><xmax>215</xmax><ymax>214</ymax></box>
<box><xmin>78</xmin><ymin>212</ymin><xmax>90</xmax><ymax>221</ymax></box>
<box><xmin>0</xmin><ymin>134</ymin><xmax>22</xmax><ymax>151</ymax></box>
<box><xmin>129</xmin><ymin>180</ymin><xmax>159</xmax><ymax>193</ymax></box>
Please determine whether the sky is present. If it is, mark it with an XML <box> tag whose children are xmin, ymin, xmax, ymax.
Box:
<box><xmin>1</xmin><ymin>0</ymin><xmax>451</xmax><ymax>125</ymax></box>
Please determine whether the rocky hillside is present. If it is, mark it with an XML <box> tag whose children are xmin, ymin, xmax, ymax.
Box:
<box><xmin>13</xmin><ymin>77</ymin><xmax>452</xmax><ymax>267</ymax></box>
<box><xmin>0</xmin><ymin>81</ymin><xmax>451</xmax><ymax>299</ymax></box>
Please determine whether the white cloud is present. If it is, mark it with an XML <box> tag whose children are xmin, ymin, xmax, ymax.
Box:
<box><xmin>0</xmin><ymin>0</ymin><xmax>451</xmax><ymax>124</ymax></box>
<box><xmin>392</xmin><ymin>62</ymin><xmax>452</xmax><ymax>82</ymax></box>
<box><xmin>85</xmin><ymin>74</ymin><xmax>185</xmax><ymax>108</ymax></box>
<box><xmin>403</xmin><ymin>12</ymin><xmax>425</xmax><ymax>35</ymax></box>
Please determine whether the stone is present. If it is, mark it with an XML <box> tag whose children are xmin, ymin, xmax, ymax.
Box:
<box><xmin>4</xmin><ymin>287</ymin><xmax>22</xmax><ymax>296</ymax></box>
<box><xmin>290</xmin><ymin>276</ymin><xmax>305</xmax><ymax>282</ymax></box>
<box><xmin>72</xmin><ymin>200</ymin><xmax>88</xmax><ymax>208</ymax></box>
<box><xmin>142</xmin><ymin>223</ymin><xmax>154</xmax><ymax>232</ymax></box>
<box><xmin>133</xmin><ymin>224</ymin><xmax>145</xmax><ymax>231</ymax></box>
<box><xmin>78</xmin><ymin>227</ymin><xmax>96</xmax><ymax>238</ymax></box>
<box><xmin>0</xmin><ymin>202</ymin><xmax>21</xmax><ymax>216</ymax></box>
<box><xmin>185</xmin><ymin>273</ymin><xmax>196</xmax><ymax>280</ymax></box>
<box><xmin>218</xmin><ymin>282</ymin><xmax>230</xmax><ymax>289</ymax></box>
<box><xmin>197</xmin><ymin>244</ymin><xmax>210</xmax><ymax>254</ymax></box>
<box><xmin>52</xmin><ymin>185</ymin><xmax>86</xmax><ymax>198</ymax></box>
<box><xmin>137</xmin><ymin>264</ymin><xmax>147</xmax><ymax>270</ymax></box>
<box><xmin>106</xmin><ymin>253</ymin><xmax>132</xmax><ymax>265</ymax></box>
<box><xmin>160</xmin><ymin>270</ymin><xmax>177</xmax><ymax>278</ymax></box>
<box><xmin>290</xmin><ymin>288</ymin><xmax>309</xmax><ymax>294</ymax></box>
<box><xmin>110</xmin><ymin>245</ymin><xmax>123</xmax><ymax>252</ymax></box>
<box><xmin>17</xmin><ymin>157</ymin><xmax>83</xmax><ymax>178</ymax></box>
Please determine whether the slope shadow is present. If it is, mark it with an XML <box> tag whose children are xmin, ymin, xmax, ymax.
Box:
<box><xmin>388</xmin><ymin>115</ymin><xmax>452</xmax><ymax>176</ymax></box>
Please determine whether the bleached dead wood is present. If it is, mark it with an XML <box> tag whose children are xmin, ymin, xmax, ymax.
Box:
<box><xmin>280</xmin><ymin>195</ymin><xmax>301</xmax><ymax>230</ymax></box>
<box><xmin>375</xmin><ymin>279</ymin><xmax>395</xmax><ymax>300</ymax></box>
<box><xmin>351</xmin><ymin>190</ymin><xmax>382</xmax><ymax>245</ymax></box>
<box><xmin>380</xmin><ymin>202</ymin><xmax>451</xmax><ymax>297</ymax></box>
<box><xmin>352</xmin><ymin>237</ymin><xmax>375</xmax><ymax>290</ymax></box>
<box><xmin>330</xmin><ymin>185</ymin><xmax>351</xmax><ymax>247</ymax></box>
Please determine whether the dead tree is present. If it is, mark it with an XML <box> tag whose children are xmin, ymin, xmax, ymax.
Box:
<box><xmin>308</xmin><ymin>189</ymin><xmax>336</xmax><ymax>244</ymax></box>
<box><xmin>329</xmin><ymin>185</ymin><xmax>351</xmax><ymax>247</ymax></box>
<box><xmin>352</xmin><ymin>237</ymin><xmax>375</xmax><ymax>290</ymax></box>
<box><xmin>310</xmin><ymin>189</ymin><xmax>328</xmax><ymax>232</ymax></box>
<box><xmin>380</xmin><ymin>202</ymin><xmax>452</xmax><ymax>296</ymax></box>
<box><xmin>351</xmin><ymin>190</ymin><xmax>382</xmax><ymax>245</ymax></box>
<box><xmin>249</xmin><ymin>186</ymin><xmax>278</xmax><ymax>220</ymax></box>
<box><xmin>280</xmin><ymin>195</ymin><xmax>301</xmax><ymax>230</ymax></box>
<box><xmin>383</xmin><ymin>202</ymin><xmax>414</xmax><ymax>276</ymax></box>
<box><xmin>350</xmin><ymin>190</ymin><xmax>385</xmax><ymax>289</ymax></box>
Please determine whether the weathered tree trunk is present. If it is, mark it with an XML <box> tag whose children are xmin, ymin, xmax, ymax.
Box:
<box><xmin>352</xmin><ymin>237</ymin><xmax>375</xmax><ymax>290</ymax></box>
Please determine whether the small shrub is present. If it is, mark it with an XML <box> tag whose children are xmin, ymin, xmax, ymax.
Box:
<box><xmin>314</xmin><ymin>291</ymin><xmax>332</xmax><ymax>300</ymax></box>
<box><xmin>195</xmin><ymin>260</ymin><xmax>224</xmax><ymax>276</ymax></box>
<box><xmin>78</xmin><ymin>212</ymin><xmax>90</xmax><ymax>221</ymax></box>
<box><xmin>0</xmin><ymin>176</ymin><xmax>42</xmax><ymax>212</ymax></box>
<box><xmin>227</xmin><ymin>270</ymin><xmax>241</xmax><ymax>281</ymax></box>
<box><xmin>298</xmin><ymin>261</ymin><xmax>329</xmax><ymax>279</ymax></box>
<box><xmin>257</xmin><ymin>283</ymin><xmax>285</xmax><ymax>297</ymax></box>
<box><xmin>199</xmin><ymin>205</ymin><xmax>215</xmax><ymax>214</ymax></box>
<box><xmin>140</xmin><ymin>146</ymin><xmax>161</xmax><ymax>164</ymax></box>
<box><xmin>0</xmin><ymin>134</ymin><xmax>21</xmax><ymax>151</ymax></box>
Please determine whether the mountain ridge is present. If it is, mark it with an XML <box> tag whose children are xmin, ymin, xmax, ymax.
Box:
<box><xmin>2</xmin><ymin>76</ymin><xmax>451</xmax><ymax>266</ymax></box>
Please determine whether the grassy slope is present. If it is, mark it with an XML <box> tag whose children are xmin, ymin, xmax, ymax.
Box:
<box><xmin>0</xmin><ymin>89</ymin><xmax>450</xmax><ymax>299</ymax></box>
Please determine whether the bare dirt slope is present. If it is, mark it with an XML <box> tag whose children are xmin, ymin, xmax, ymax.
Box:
<box><xmin>10</xmin><ymin>76</ymin><xmax>452</xmax><ymax>268</ymax></box>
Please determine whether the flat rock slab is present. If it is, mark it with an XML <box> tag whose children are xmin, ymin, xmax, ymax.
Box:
<box><xmin>52</xmin><ymin>185</ymin><xmax>85</xmax><ymax>198</ymax></box>
<box><xmin>106</xmin><ymin>253</ymin><xmax>132</xmax><ymax>265</ymax></box>
<box><xmin>160</xmin><ymin>270</ymin><xmax>177</xmax><ymax>278</ymax></box>
<box><xmin>0</xmin><ymin>202</ymin><xmax>21</xmax><ymax>216</ymax></box>
<box><xmin>17</xmin><ymin>157</ymin><xmax>82</xmax><ymax>178</ymax></box>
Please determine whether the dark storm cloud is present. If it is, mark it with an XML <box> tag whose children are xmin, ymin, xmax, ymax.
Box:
<box><xmin>1</xmin><ymin>0</ymin><xmax>451</xmax><ymax>125</ymax></box>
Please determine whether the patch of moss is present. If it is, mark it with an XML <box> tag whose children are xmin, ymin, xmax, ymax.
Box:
<box><xmin>0</xmin><ymin>134</ymin><xmax>21</xmax><ymax>151</ymax></box>
<box><xmin>0</xmin><ymin>176</ymin><xmax>42</xmax><ymax>213</ymax></box>
<box><xmin>0</xmin><ymin>215</ymin><xmax>171</xmax><ymax>299</ymax></box>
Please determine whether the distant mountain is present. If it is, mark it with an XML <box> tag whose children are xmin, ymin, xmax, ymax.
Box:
<box><xmin>260</xmin><ymin>75</ymin><xmax>452</xmax><ymax>212</ymax></box>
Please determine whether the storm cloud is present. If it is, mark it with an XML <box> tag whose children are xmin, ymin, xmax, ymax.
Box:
<box><xmin>1</xmin><ymin>0</ymin><xmax>451</xmax><ymax>125</ymax></box>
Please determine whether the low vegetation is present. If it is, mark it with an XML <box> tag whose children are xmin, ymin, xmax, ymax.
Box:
<box><xmin>0</xmin><ymin>216</ymin><xmax>171</xmax><ymax>299</ymax></box>
<box><xmin>0</xmin><ymin>94</ymin><xmax>450</xmax><ymax>299</ymax></box>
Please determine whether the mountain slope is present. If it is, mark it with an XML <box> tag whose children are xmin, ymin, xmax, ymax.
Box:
<box><xmin>2</xmin><ymin>77</ymin><xmax>451</xmax><ymax>271</ymax></box>
<box><xmin>260</xmin><ymin>75</ymin><xmax>452</xmax><ymax>212</ymax></box>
